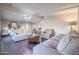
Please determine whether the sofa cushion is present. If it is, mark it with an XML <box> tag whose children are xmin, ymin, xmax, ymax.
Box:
<box><xmin>33</xmin><ymin>44</ymin><xmax>59</xmax><ymax>55</ymax></box>
<box><xmin>57</xmin><ymin>32</ymin><xmax>79</xmax><ymax>55</ymax></box>
<box><xmin>61</xmin><ymin>37</ymin><xmax>79</xmax><ymax>55</ymax></box>
<box><xmin>41</xmin><ymin>39</ymin><xmax>58</xmax><ymax>49</ymax></box>
<box><xmin>57</xmin><ymin>32</ymin><xmax>71</xmax><ymax>53</ymax></box>
<box><xmin>71</xmin><ymin>31</ymin><xmax>79</xmax><ymax>37</ymax></box>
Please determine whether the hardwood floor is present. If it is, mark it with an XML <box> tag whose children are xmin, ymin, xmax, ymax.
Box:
<box><xmin>0</xmin><ymin>37</ymin><xmax>32</xmax><ymax>55</ymax></box>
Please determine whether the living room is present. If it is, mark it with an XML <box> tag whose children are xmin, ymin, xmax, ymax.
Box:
<box><xmin>0</xmin><ymin>3</ymin><xmax>79</xmax><ymax>55</ymax></box>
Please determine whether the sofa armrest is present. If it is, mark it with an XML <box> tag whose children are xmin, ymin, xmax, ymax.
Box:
<box><xmin>33</xmin><ymin>44</ymin><xmax>59</xmax><ymax>55</ymax></box>
<box><xmin>41</xmin><ymin>39</ymin><xmax>58</xmax><ymax>49</ymax></box>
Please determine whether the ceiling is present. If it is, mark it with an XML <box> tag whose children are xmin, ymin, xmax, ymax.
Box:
<box><xmin>0</xmin><ymin>3</ymin><xmax>79</xmax><ymax>23</ymax></box>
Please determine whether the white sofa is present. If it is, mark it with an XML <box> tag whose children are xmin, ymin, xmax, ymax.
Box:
<box><xmin>33</xmin><ymin>32</ymin><xmax>79</xmax><ymax>55</ymax></box>
<box><xmin>33</xmin><ymin>34</ymin><xmax>64</xmax><ymax>55</ymax></box>
<box><xmin>12</xmin><ymin>33</ymin><xmax>28</xmax><ymax>42</ymax></box>
<box><xmin>8</xmin><ymin>28</ymin><xmax>28</xmax><ymax>42</ymax></box>
<box><xmin>41</xmin><ymin>29</ymin><xmax>55</xmax><ymax>39</ymax></box>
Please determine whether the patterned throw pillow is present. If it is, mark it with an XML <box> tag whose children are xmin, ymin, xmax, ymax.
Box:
<box><xmin>41</xmin><ymin>34</ymin><xmax>65</xmax><ymax>49</ymax></box>
<box><xmin>41</xmin><ymin>39</ymin><xmax>58</xmax><ymax>49</ymax></box>
<box><xmin>52</xmin><ymin>34</ymin><xmax>65</xmax><ymax>42</ymax></box>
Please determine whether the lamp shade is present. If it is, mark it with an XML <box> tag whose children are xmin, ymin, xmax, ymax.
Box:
<box><xmin>68</xmin><ymin>21</ymin><xmax>77</xmax><ymax>25</ymax></box>
<box><xmin>67</xmin><ymin>21</ymin><xmax>77</xmax><ymax>32</ymax></box>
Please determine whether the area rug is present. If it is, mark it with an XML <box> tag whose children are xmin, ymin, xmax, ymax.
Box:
<box><xmin>27</xmin><ymin>44</ymin><xmax>36</xmax><ymax>49</ymax></box>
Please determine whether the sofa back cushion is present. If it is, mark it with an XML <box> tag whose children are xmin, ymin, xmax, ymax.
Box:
<box><xmin>61</xmin><ymin>37</ymin><xmax>79</xmax><ymax>55</ymax></box>
<box><xmin>57</xmin><ymin>32</ymin><xmax>79</xmax><ymax>55</ymax></box>
<box><xmin>56</xmin><ymin>32</ymin><xmax>71</xmax><ymax>53</ymax></box>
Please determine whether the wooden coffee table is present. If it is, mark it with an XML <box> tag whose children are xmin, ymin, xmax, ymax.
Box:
<box><xmin>28</xmin><ymin>36</ymin><xmax>40</xmax><ymax>44</ymax></box>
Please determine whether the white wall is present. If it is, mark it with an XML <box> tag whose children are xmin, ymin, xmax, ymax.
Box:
<box><xmin>77</xmin><ymin>7</ymin><xmax>79</xmax><ymax>32</ymax></box>
<box><xmin>34</xmin><ymin>13</ymin><xmax>77</xmax><ymax>35</ymax></box>
<box><xmin>1</xmin><ymin>20</ymin><xmax>10</xmax><ymax>30</ymax></box>
<box><xmin>0</xmin><ymin>18</ymin><xmax>1</xmax><ymax>34</ymax></box>
<box><xmin>0</xmin><ymin>18</ymin><xmax>1</xmax><ymax>39</ymax></box>
<box><xmin>36</xmin><ymin>16</ymin><xmax>67</xmax><ymax>34</ymax></box>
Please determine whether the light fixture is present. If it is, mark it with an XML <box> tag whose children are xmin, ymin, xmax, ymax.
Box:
<box><xmin>11</xmin><ymin>22</ymin><xmax>17</xmax><ymax>28</ymax></box>
<box><xmin>23</xmin><ymin>15</ymin><xmax>31</xmax><ymax>19</ymax></box>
